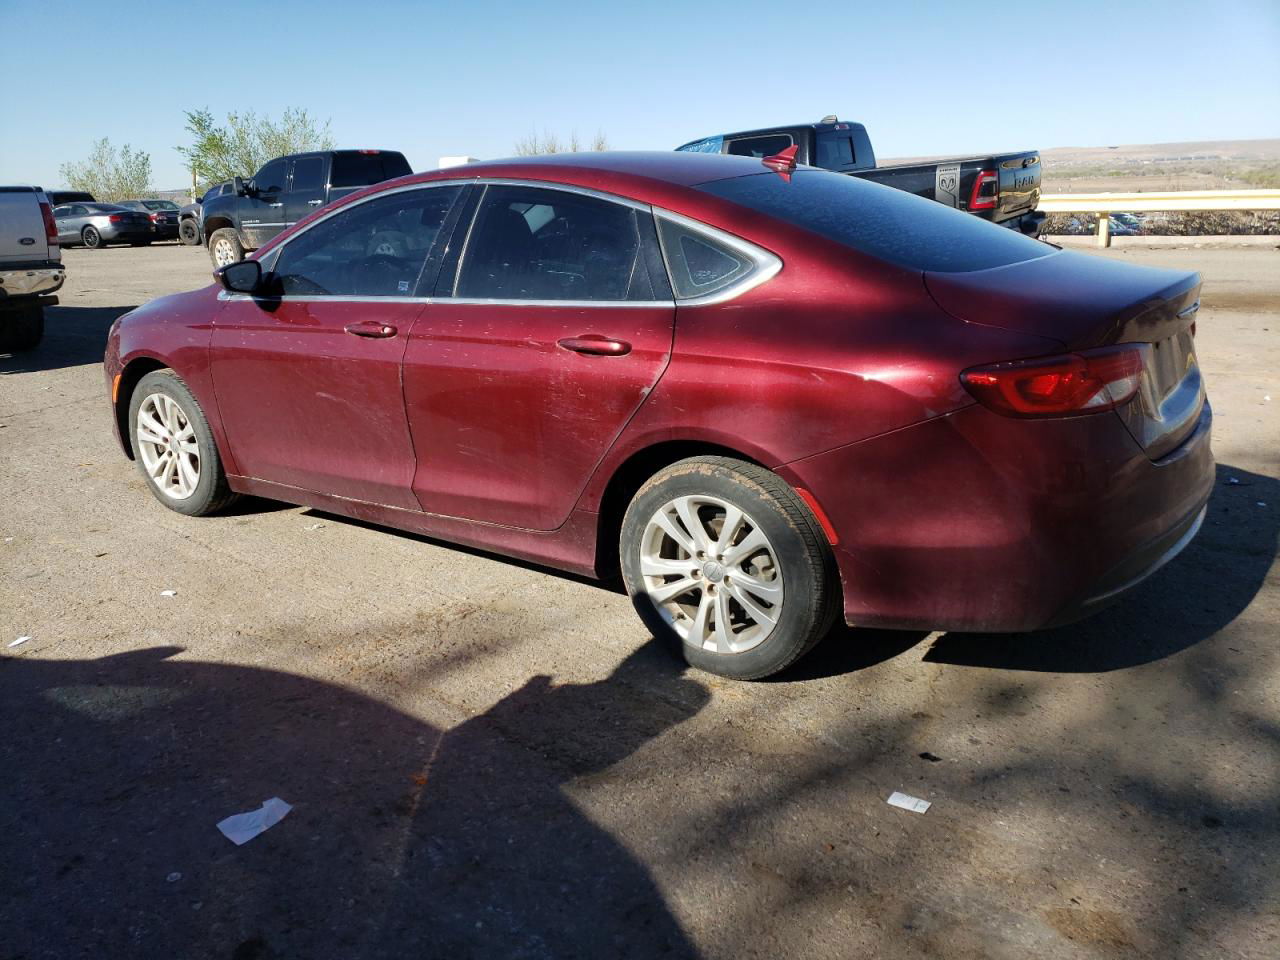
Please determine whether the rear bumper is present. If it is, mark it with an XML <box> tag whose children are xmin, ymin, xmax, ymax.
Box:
<box><xmin>99</xmin><ymin>224</ymin><xmax>157</xmax><ymax>241</ymax></box>
<box><xmin>0</xmin><ymin>264</ymin><xmax>65</xmax><ymax>298</ymax></box>
<box><xmin>997</xmin><ymin>210</ymin><xmax>1046</xmax><ymax>236</ymax></box>
<box><xmin>777</xmin><ymin>400</ymin><xmax>1214</xmax><ymax>633</ymax></box>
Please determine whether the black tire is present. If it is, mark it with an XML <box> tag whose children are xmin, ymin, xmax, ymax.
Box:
<box><xmin>208</xmin><ymin>228</ymin><xmax>244</xmax><ymax>267</ymax></box>
<box><xmin>179</xmin><ymin>219</ymin><xmax>201</xmax><ymax>245</ymax></box>
<box><xmin>0</xmin><ymin>303</ymin><xmax>44</xmax><ymax>353</ymax></box>
<box><xmin>82</xmin><ymin>225</ymin><xmax>102</xmax><ymax>249</ymax></box>
<box><xmin>127</xmin><ymin>369</ymin><xmax>238</xmax><ymax>516</ymax></box>
<box><xmin>620</xmin><ymin>456</ymin><xmax>839</xmax><ymax>680</ymax></box>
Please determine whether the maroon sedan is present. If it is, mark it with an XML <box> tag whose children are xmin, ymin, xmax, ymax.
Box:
<box><xmin>104</xmin><ymin>152</ymin><xmax>1212</xmax><ymax>679</ymax></box>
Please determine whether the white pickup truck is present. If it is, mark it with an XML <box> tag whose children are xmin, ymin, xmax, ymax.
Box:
<box><xmin>0</xmin><ymin>186</ymin><xmax>65</xmax><ymax>352</ymax></box>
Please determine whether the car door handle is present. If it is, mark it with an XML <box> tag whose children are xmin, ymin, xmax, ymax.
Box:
<box><xmin>344</xmin><ymin>321</ymin><xmax>398</xmax><ymax>339</ymax></box>
<box><xmin>557</xmin><ymin>335</ymin><xmax>631</xmax><ymax>356</ymax></box>
<box><xmin>308</xmin><ymin>199</ymin><xmax>323</xmax><ymax>206</ymax></box>
<box><xmin>268</xmin><ymin>202</ymin><xmax>283</xmax><ymax>208</ymax></box>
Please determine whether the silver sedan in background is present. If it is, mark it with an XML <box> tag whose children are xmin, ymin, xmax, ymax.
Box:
<box><xmin>53</xmin><ymin>202</ymin><xmax>157</xmax><ymax>249</ymax></box>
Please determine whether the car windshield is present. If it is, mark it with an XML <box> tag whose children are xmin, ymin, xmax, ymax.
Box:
<box><xmin>698</xmin><ymin>169</ymin><xmax>1054</xmax><ymax>273</ymax></box>
<box><xmin>142</xmin><ymin>200</ymin><xmax>178</xmax><ymax>210</ymax></box>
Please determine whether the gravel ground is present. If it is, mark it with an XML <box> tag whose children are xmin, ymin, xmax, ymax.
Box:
<box><xmin>2</xmin><ymin>241</ymin><xmax>1278</xmax><ymax>959</ymax></box>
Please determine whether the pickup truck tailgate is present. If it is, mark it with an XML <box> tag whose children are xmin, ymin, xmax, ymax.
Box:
<box><xmin>998</xmin><ymin>153</ymin><xmax>1041</xmax><ymax>220</ymax></box>
<box><xmin>0</xmin><ymin>188</ymin><xmax>50</xmax><ymax>263</ymax></box>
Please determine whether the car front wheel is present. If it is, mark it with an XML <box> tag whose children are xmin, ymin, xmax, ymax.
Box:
<box><xmin>620</xmin><ymin>456</ymin><xmax>838</xmax><ymax>679</ymax></box>
<box><xmin>128</xmin><ymin>369</ymin><xmax>238</xmax><ymax>516</ymax></box>
<box><xmin>179</xmin><ymin>219</ymin><xmax>201</xmax><ymax>245</ymax></box>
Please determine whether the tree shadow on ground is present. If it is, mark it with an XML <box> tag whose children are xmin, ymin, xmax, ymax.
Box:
<box><xmin>0</xmin><ymin>644</ymin><xmax>708</xmax><ymax>959</ymax></box>
<box><xmin>0</xmin><ymin>305</ymin><xmax>136</xmax><ymax>375</ymax></box>
<box><xmin>925</xmin><ymin>464</ymin><xmax>1278</xmax><ymax>672</ymax></box>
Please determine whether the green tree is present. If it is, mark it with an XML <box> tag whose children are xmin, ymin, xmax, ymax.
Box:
<box><xmin>58</xmin><ymin>138</ymin><xmax>153</xmax><ymax>202</ymax></box>
<box><xmin>514</xmin><ymin>128</ymin><xmax>610</xmax><ymax>156</ymax></box>
<box><xmin>176</xmin><ymin>107</ymin><xmax>334</xmax><ymax>192</ymax></box>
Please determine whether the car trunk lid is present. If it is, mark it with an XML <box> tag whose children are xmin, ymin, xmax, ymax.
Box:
<box><xmin>925</xmin><ymin>249</ymin><xmax>1204</xmax><ymax>460</ymax></box>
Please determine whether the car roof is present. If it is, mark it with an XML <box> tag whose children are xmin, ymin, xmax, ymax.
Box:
<box><xmin>425</xmin><ymin>150</ymin><xmax>771</xmax><ymax>187</ymax></box>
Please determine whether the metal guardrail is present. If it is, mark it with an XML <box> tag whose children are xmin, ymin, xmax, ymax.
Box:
<box><xmin>1038</xmin><ymin>189</ymin><xmax>1280</xmax><ymax>246</ymax></box>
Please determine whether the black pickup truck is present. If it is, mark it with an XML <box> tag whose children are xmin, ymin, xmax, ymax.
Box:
<box><xmin>201</xmin><ymin>149</ymin><xmax>412</xmax><ymax>266</ymax></box>
<box><xmin>677</xmin><ymin>117</ymin><xmax>1044</xmax><ymax>236</ymax></box>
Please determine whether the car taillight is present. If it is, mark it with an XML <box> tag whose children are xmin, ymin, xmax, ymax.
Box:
<box><xmin>149</xmin><ymin>212</ymin><xmax>161</xmax><ymax>222</ymax></box>
<box><xmin>961</xmin><ymin>345</ymin><xmax>1150</xmax><ymax>417</ymax></box>
<box><xmin>968</xmin><ymin>169</ymin><xmax>998</xmax><ymax>211</ymax></box>
<box><xmin>39</xmin><ymin>200</ymin><xmax>58</xmax><ymax>246</ymax></box>
<box><xmin>108</xmin><ymin>214</ymin><xmax>124</xmax><ymax>223</ymax></box>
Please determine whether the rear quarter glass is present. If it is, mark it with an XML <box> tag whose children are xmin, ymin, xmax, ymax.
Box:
<box><xmin>699</xmin><ymin>169</ymin><xmax>1052</xmax><ymax>273</ymax></box>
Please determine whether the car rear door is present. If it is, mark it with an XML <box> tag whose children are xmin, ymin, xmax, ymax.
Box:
<box><xmin>210</xmin><ymin>183</ymin><xmax>466</xmax><ymax>508</ymax></box>
<box><xmin>284</xmin><ymin>155</ymin><xmax>328</xmax><ymax>228</ymax></box>
<box><xmin>402</xmin><ymin>182</ymin><xmax>676</xmax><ymax>530</ymax></box>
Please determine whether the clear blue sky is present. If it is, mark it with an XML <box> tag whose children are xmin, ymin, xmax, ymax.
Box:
<box><xmin>2</xmin><ymin>0</ymin><xmax>1277</xmax><ymax>190</ymax></box>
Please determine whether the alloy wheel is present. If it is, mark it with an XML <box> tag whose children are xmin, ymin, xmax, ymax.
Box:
<box><xmin>212</xmin><ymin>238</ymin><xmax>236</xmax><ymax>267</ymax></box>
<box><xmin>639</xmin><ymin>494</ymin><xmax>784</xmax><ymax>654</ymax></box>
<box><xmin>135</xmin><ymin>393</ymin><xmax>201</xmax><ymax>500</ymax></box>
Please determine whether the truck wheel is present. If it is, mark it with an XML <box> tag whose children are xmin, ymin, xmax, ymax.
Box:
<box><xmin>82</xmin><ymin>225</ymin><xmax>103</xmax><ymax>249</ymax></box>
<box><xmin>1</xmin><ymin>303</ymin><xmax>44</xmax><ymax>353</ymax></box>
<box><xmin>179</xmin><ymin>219</ymin><xmax>201</xmax><ymax>245</ymax></box>
<box><xmin>208</xmin><ymin>229</ymin><xmax>244</xmax><ymax>268</ymax></box>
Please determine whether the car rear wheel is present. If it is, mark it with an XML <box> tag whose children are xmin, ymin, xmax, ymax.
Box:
<box><xmin>82</xmin><ymin>225</ymin><xmax>102</xmax><ymax>249</ymax></box>
<box><xmin>208</xmin><ymin>228</ymin><xmax>244</xmax><ymax>268</ymax></box>
<box><xmin>128</xmin><ymin>369</ymin><xmax>238</xmax><ymax>516</ymax></box>
<box><xmin>0</xmin><ymin>303</ymin><xmax>44</xmax><ymax>353</ymax></box>
<box><xmin>620</xmin><ymin>456</ymin><xmax>838</xmax><ymax>679</ymax></box>
<box><xmin>179</xmin><ymin>219</ymin><xmax>201</xmax><ymax>245</ymax></box>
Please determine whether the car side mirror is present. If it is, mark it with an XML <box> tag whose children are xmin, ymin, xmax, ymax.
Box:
<box><xmin>215</xmin><ymin>259</ymin><xmax>262</xmax><ymax>294</ymax></box>
<box><xmin>233</xmin><ymin>176</ymin><xmax>248</xmax><ymax>197</ymax></box>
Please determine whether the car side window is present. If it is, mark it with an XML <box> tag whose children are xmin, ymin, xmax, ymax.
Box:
<box><xmin>655</xmin><ymin>217</ymin><xmax>757</xmax><ymax>300</ymax></box>
<box><xmin>54</xmin><ymin>205</ymin><xmax>71</xmax><ymax>217</ymax></box>
<box><xmin>455</xmin><ymin>185</ymin><xmax>653</xmax><ymax>301</ymax></box>
<box><xmin>254</xmin><ymin>160</ymin><xmax>287</xmax><ymax>195</ymax></box>
<box><xmin>291</xmin><ymin>157</ymin><xmax>325</xmax><ymax>193</ymax></box>
<box><xmin>271</xmin><ymin>185</ymin><xmax>462</xmax><ymax>298</ymax></box>
<box><xmin>67</xmin><ymin>205</ymin><xmax>88</xmax><ymax>217</ymax></box>
<box><xmin>726</xmin><ymin>134</ymin><xmax>793</xmax><ymax>159</ymax></box>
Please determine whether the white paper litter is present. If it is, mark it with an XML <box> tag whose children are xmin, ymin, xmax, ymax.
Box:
<box><xmin>306</xmin><ymin>523</ymin><xmax>324</xmax><ymax>531</ymax></box>
<box><xmin>160</xmin><ymin>590</ymin><xmax>177</xmax><ymax>597</ymax></box>
<box><xmin>887</xmin><ymin>791</ymin><xmax>931</xmax><ymax>814</ymax></box>
<box><xmin>9</xmin><ymin>636</ymin><xmax>31</xmax><ymax>648</ymax></box>
<box><xmin>217</xmin><ymin>797</ymin><xmax>292</xmax><ymax>845</ymax></box>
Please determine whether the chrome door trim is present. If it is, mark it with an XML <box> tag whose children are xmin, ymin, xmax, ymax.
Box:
<box><xmin>255</xmin><ymin>176</ymin><xmax>783</xmax><ymax>308</ymax></box>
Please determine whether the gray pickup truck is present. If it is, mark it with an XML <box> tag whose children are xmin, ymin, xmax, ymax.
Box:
<box><xmin>677</xmin><ymin>116</ymin><xmax>1044</xmax><ymax>236</ymax></box>
<box><xmin>0</xmin><ymin>186</ymin><xmax>64</xmax><ymax>352</ymax></box>
<box><xmin>200</xmin><ymin>149</ymin><xmax>412</xmax><ymax>266</ymax></box>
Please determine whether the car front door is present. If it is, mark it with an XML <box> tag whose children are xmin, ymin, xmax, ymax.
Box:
<box><xmin>240</xmin><ymin>158</ymin><xmax>288</xmax><ymax>249</ymax></box>
<box><xmin>403</xmin><ymin>183</ymin><xmax>676</xmax><ymax>530</ymax></box>
<box><xmin>210</xmin><ymin>183</ymin><xmax>466</xmax><ymax>508</ymax></box>
<box><xmin>55</xmin><ymin>204</ymin><xmax>86</xmax><ymax>243</ymax></box>
<box><xmin>284</xmin><ymin>155</ymin><xmax>328</xmax><ymax>228</ymax></box>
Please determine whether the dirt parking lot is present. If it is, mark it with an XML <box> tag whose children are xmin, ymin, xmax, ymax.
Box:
<box><xmin>2</xmin><ymin>241</ymin><xmax>1278</xmax><ymax>959</ymax></box>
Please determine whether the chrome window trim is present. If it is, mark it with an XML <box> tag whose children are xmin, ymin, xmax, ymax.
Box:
<box><xmin>254</xmin><ymin>176</ymin><xmax>782</xmax><ymax>308</ymax></box>
<box><xmin>653</xmin><ymin>209</ymin><xmax>782</xmax><ymax>307</ymax></box>
<box><xmin>216</xmin><ymin>291</ymin><xmax>672</xmax><ymax>308</ymax></box>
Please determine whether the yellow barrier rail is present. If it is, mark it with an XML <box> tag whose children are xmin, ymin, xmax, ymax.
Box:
<box><xmin>1038</xmin><ymin>189</ymin><xmax>1280</xmax><ymax>246</ymax></box>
